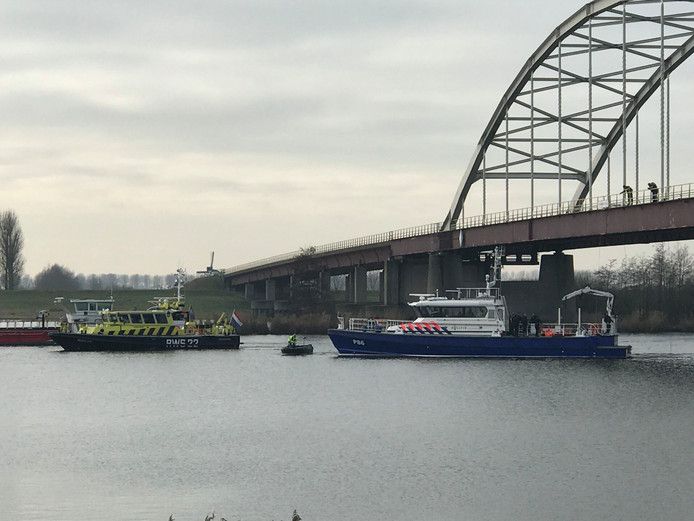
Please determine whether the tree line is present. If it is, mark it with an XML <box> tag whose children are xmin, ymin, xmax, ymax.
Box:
<box><xmin>577</xmin><ymin>243</ymin><xmax>694</xmax><ymax>331</ymax></box>
<box><xmin>26</xmin><ymin>265</ymin><xmax>182</xmax><ymax>291</ymax></box>
<box><xmin>0</xmin><ymin>210</ymin><xmax>184</xmax><ymax>291</ymax></box>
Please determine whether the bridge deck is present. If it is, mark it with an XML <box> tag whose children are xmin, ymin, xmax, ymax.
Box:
<box><xmin>226</xmin><ymin>195</ymin><xmax>694</xmax><ymax>285</ymax></box>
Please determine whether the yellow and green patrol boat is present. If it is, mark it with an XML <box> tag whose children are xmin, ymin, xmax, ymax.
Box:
<box><xmin>50</xmin><ymin>270</ymin><xmax>240</xmax><ymax>352</ymax></box>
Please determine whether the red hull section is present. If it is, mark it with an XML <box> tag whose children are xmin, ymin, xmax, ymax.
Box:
<box><xmin>0</xmin><ymin>328</ymin><xmax>58</xmax><ymax>346</ymax></box>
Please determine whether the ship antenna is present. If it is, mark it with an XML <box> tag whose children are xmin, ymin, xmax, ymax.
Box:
<box><xmin>486</xmin><ymin>246</ymin><xmax>504</xmax><ymax>291</ymax></box>
<box><xmin>175</xmin><ymin>267</ymin><xmax>186</xmax><ymax>301</ymax></box>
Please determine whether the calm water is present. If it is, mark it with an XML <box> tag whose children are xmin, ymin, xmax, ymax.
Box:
<box><xmin>1</xmin><ymin>334</ymin><xmax>693</xmax><ymax>521</ymax></box>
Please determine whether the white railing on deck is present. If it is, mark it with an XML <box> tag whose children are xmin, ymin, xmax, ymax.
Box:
<box><xmin>225</xmin><ymin>182</ymin><xmax>694</xmax><ymax>275</ymax></box>
<box><xmin>348</xmin><ymin>318</ymin><xmax>404</xmax><ymax>332</ymax></box>
<box><xmin>0</xmin><ymin>320</ymin><xmax>60</xmax><ymax>329</ymax></box>
<box><xmin>444</xmin><ymin>288</ymin><xmax>500</xmax><ymax>300</ymax></box>
<box><xmin>339</xmin><ymin>318</ymin><xmax>614</xmax><ymax>336</ymax></box>
<box><xmin>533</xmin><ymin>322</ymin><xmax>614</xmax><ymax>336</ymax></box>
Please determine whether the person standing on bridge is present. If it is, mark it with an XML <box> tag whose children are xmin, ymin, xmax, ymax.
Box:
<box><xmin>648</xmin><ymin>182</ymin><xmax>659</xmax><ymax>203</ymax></box>
<box><xmin>620</xmin><ymin>185</ymin><xmax>633</xmax><ymax>206</ymax></box>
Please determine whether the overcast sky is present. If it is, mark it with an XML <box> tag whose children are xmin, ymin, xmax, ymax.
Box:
<box><xmin>2</xmin><ymin>0</ymin><xmax>693</xmax><ymax>276</ymax></box>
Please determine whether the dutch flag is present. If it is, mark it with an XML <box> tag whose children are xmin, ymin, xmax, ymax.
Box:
<box><xmin>230</xmin><ymin>310</ymin><xmax>244</xmax><ymax>329</ymax></box>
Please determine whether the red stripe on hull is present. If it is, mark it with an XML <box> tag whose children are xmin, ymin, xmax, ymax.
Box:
<box><xmin>0</xmin><ymin>329</ymin><xmax>58</xmax><ymax>345</ymax></box>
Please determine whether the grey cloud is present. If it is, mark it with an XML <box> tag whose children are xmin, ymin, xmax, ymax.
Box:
<box><xmin>2</xmin><ymin>0</ymin><xmax>464</xmax><ymax>48</ymax></box>
<box><xmin>2</xmin><ymin>0</ymin><xmax>691</xmax><ymax>274</ymax></box>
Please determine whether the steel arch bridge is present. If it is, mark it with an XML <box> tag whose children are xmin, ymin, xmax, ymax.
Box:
<box><xmin>442</xmin><ymin>0</ymin><xmax>694</xmax><ymax>230</ymax></box>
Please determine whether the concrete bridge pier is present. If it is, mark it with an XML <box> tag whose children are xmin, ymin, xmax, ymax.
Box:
<box><xmin>319</xmin><ymin>271</ymin><xmax>331</xmax><ymax>301</ymax></box>
<box><xmin>434</xmin><ymin>252</ymin><xmax>490</xmax><ymax>293</ymax></box>
<box><xmin>382</xmin><ymin>259</ymin><xmax>400</xmax><ymax>305</ymax></box>
<box><xmin>265</xmin><ymin>278</ymin><xmax>276</xmax><ymax>301</ymax></box>
<box><xmin>244</xmin><ymin>276</ymin><xmax>294</xmax><ymax>315</ymax></box>
<box><xmin>427</xmin><ymin>253</ymin><xmax>443</xmax><ymax>295</ymax></box>
<box><xmin>397</xmin><ymin>254</ymin><xmax>493</xmax><ymax>304</ymax></box>
<box><xmin>398</xmin><ymin>256</ymin><xmax>428</xmax><ymax>301</ymax></box>
<box><xmin>456</xmin><ymin>259</ymin><xmax>490</xmax><ymax>288</ymax></box>
<box><xmin>244</xmin><ymin>282</ymin><xmax>256</xmax><ymax>301</ymax></box>
<box><xmin>352</xmin><ymin>266</ymin><xmax>368</xmax><ymax>304</ymax></box>
<box><xmin>538</xmin><ymin>252</ymin><xmax>576</xmax><ymax>321</ymax></box>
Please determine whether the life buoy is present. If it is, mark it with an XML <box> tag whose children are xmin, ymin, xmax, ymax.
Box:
<box><xmin>542</xmin><ymin>327</ymin><xmax>554</xmax><ymax>337</ymax></box>
<box><xmin>589</xmin><ymin>324</ymin><xmax>600</xmax><ymax>336</ymax></box>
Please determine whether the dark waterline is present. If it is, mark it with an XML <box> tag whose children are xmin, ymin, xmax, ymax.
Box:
<box><xmin>1</xmin><ymin>334</ymin><xmax>693</xmax><ymax>520</ymax></box>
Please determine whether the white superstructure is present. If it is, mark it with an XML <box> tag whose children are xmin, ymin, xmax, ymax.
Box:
<box><xmin>391</xmin><ymin>287</ymin><xmax>508</xmax><ymax>336</ymax></box>
<box><xmin>57</xmin><ymin>298</ymin><xmax>114</xmax><ymax>332</ymax></box>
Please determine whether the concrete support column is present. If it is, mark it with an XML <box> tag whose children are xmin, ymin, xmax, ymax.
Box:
<box><xmin>244</xmin><ymin>283</ymin><xmax>255</xmax><ymax>301</ymax></box>
<box><xmin>319</xmin><ymin>271</ymin><xmax>332</xmax><ymax>301</ymax></box>
<box><xmin>378</xmin><ymin>270</ymin><xmax>384</xmax><ymax>303</ymax></box>
<box><xmin>539</xmin><ymin>252</ymin><xmax>576</xmax><ymax>321</ymax></box>
<box><xmin>427</xmin><ymin>253</ymin><xmax>443</xmax><ymax>295</ymax></box>
<box><xmin>353</xmin><ymin>265</ymin><xmax>368</xmax><ymax>304</ymax></box>
<box><xmin>383</xmin><ymin>259</ymin><xmax>400</xmax><ymax>305</ymax></box>
<box><xmin>265</xmin><ymin>279</ymin><xmax>277</xmax><ymax>301</ymax></box>
<box><xmin>539</xmin><ymin>252</ymin><xmax>575</xmax><ymax>291</ymax></box>
<box><xmin>461</xmin><ymin>261</ymin><xmax>490</xmax><ymax>287</ymax></box>
<box><xmin>399</xmin><ymin>257</ymin><xmax>428</xmax><ymax>302</ymax></box>
<box><xmin>345</xmin><ymin>273</ymin><xmax>353</xmax><ymax>303</ymax></box>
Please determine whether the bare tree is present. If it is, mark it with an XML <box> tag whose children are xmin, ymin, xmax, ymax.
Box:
<box><xmin>0</xmin><ymin>210</ymin><xmax>25</xmax><ymax>290</ymax></box>
<box><xmin>671</xmin><ymin>244</ymin><xmax>693</xmax><ymax>287</ymax></box>
<box><xmin>129</xmin><ymin>273</ymin><xmax>141</xmax><ymax>289</ymax></box>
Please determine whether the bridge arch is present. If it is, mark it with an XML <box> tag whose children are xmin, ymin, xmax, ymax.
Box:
<box><xmin>442</xmin><ymin>0</ymin><xmax>694</xmax><ymax>230</ymax></box>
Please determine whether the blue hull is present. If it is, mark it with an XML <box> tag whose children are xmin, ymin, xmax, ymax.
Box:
<box><xmin>328</xmin><ymin>329</ymin><xmax>630</xmax><ymax>359</ymax></box>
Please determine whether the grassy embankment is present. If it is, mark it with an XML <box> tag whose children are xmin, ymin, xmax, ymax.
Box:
<box><xmin>0</xmin><ymin>274</ymin><xmax>335</xmax><ymax>333</ymax></box>
<box><xmin>6</xmin><ymin>286</ymin><xmax>688</xmax><ymax>333</ymax></box>
<box><xmin>0</xmin><ymin>277</ymin><xmax>247</xmax><ymax>321</ymax></box>
<box><xmin>618</xmin><ymin>311</ymin><xmax>694</xmax><ymax>333</ymax></box>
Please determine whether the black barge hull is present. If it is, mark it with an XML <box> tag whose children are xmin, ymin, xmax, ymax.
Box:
<box><xmin>281</xmin><ymin>344</ymin><xmax>314</xmax><ymax>355</ymax></box>
<box><xmin>50</xmin><ymin>332</ymin><xmax>240</xmax><ymax>352</ymax></box>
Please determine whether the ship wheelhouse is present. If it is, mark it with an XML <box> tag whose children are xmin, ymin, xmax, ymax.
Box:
<box><xmin>61</xmin><ymin>297</ymin><xmax>115</xmax><ymax>332</ymax></box>
<box><xmin>400</xmin><ymin>289</ymin><xmax>508</xmax><ymax>336</ymax></box>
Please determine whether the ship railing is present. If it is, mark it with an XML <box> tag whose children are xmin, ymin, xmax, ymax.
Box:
<box><xmin>529</xmin><ymin>322</ymin><xmax>610</xmax><ymax>337</ymax></box>
<box><xmin>348</xmin><ymin>318</ymin><xmax>404</xmax><ymax>332</ymax></box>
<box><xmin>446</xmin><ymin>287</ymin><xmax>500</xmax><ymax>300</ymax></box>
<box><xmin>0</xmin><ymin>320</ymin><xmax>61</xmax><ymax>329</ymax></box>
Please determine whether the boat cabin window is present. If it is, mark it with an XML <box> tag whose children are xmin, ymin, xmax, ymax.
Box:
<box><xmin>422</xmin><ymin>306</ymin><xmax>443</xmax><ymax>317</ymax></box>
<box><xmin>154</xmin><ymin>313</ymin><xmax>168</xmax><ymax>324</ymax></box>
<box><xmin>142</xmin><ymin>313</ymin><xmax>156</xmax><ymax>324</ymax></box>
<box><xmin>171</xmin><ymin>311</ymin><xmax>186</xmax><ymax>321</ymax></box>
<box><xmin>420</xmin><ymin>306</ymin><xmax>489</xmax><ymax>318</ymax></box>
<box><xmin>74</xmin><ymin>302</ymin><xmax>89</xmax><ymax>312</ymax></box>
<box><xmin>96</xmin><ymin>302</ymin><xmax>111</xmax><ymax>311</ymax></box>
<box><xmin>129</xmin><ymin>313</ymin><xmax>143</xmax><ymax>324</ymax></box>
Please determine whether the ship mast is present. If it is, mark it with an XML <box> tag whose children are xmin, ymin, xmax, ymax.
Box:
<box><xmin>486</xmin><ymin>246</ymin><xmax>504</xmax><ymax>292</ymax></box>
<box><xmin>174</xmin><ymin>268</ymin><xmax>186</xmax><ymax>302</ymax></box>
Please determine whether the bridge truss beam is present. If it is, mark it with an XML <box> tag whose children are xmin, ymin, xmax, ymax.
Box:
<box><xmin>442</xmin><ymin>0</ymin><xmax>694</xmax><ymax>230</ymax></box>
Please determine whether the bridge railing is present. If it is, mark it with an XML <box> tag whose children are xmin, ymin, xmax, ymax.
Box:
<box><xmin>226</xmin><ymin>182</ymin><xmax>693</xmax><ymax>275</ymax></box>
<box><xmin>227</xmin><ymin>222</ymin><xmax>442</xmax><ymax>273</ymax></box>
<box><xmin>457</xmin><ymin>182</ymin><xmax>693</xmax><ymax>229</ymax></box>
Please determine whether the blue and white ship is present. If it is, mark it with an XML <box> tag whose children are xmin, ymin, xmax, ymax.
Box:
<box><xmin>328</xmin><ymin>252</ymin><xmax>630</xmax><ymax>359</ymax></box>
